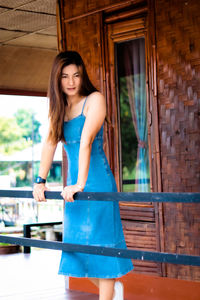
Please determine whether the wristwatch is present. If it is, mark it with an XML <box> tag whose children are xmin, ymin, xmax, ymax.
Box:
<box><xmin>35</xmin><ymin>176</ymin><xmax>46</xmax><ymax>184</ymax></box>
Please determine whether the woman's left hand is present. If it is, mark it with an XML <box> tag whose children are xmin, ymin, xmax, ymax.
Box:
<box><xmin>61</xmin><ymin>184</ymin><xmax>82</xmax><ymax>202</ymax></box>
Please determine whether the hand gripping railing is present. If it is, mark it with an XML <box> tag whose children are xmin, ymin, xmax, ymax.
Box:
<box><xmin>0</xmin><ymin>190</ymin><xmax>200</xmax><ymax>267</ymax></box>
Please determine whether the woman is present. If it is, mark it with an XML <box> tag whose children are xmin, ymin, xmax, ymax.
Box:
<box><xmin>33</xmin><ymin>51</ymin><xmax>133</xmax><ymax>300</ymax></box>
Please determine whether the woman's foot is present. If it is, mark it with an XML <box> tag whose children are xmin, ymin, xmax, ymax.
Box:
<box><xmin>113</xmin><ymin>281</ymin><xmax>124</xmax><ymax>300</ymax></box>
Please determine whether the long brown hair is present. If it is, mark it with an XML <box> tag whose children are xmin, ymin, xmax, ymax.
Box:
<box><xmin>47</xmin><ymin>51</ymin><xmax>97</xmax><ymax>144</ymax></box>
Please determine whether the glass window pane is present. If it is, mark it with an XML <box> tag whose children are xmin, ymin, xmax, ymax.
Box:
<box><xmin>116</xmin><ymin>38</ymin><xmax>150</xmax><ymax>192</ymax></box>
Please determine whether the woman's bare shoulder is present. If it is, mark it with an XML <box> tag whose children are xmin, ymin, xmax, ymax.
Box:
<box><xmin>88</xmin><ymin>91</ymin><xmax>104</xmax><ymax>98</ymax></box>
<box><xmin>84</xmin><ymin>92</ymin><xmax>106</xmax><ymax>117</ymax></box>
<box><xmin>87</xmin><ymin>91</ymin><xmax>105</xmax><ymax>106</ymax></box>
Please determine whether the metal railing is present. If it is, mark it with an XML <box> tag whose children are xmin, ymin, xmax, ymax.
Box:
<box><xmin>0</xmin><ymin>189</ymin><xmax>200</xmax><ymax>267</ymax></box>
<box><xmin>23</xmin><ymin>221</ymin><xmax>62</xmax><ymax>253</ymax></box>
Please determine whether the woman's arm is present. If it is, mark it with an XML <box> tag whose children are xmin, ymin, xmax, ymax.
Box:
<box><xmin>33</xmin><ymin>136</ymin><xmax>57</xmax><ymax>202</ymax></box>
<box><xmin>61</xmin><ymin>92</ymin><xmax>106</xmax><ymax>202</ymax></box>
<box><xmin>38</xmin><ymin>138</ymin><xmax>57</xmax><ymax>179</ymax></box>
<box><xmin>77</xmin><ymin>92</ymin><xmax>106</xmax><ymax>187</ymax></box>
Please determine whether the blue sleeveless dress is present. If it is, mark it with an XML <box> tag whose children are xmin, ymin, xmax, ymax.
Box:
<box><xmin>58</xmin><ymin>97</ymin><xmax>133</xmax><ymax>278</ymax></box>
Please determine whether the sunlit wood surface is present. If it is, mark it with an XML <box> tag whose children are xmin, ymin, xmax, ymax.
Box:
<box><xmin>0</xmin><ymin>249</ymin><xmax>98</xmax><ymax>300</ymax></box>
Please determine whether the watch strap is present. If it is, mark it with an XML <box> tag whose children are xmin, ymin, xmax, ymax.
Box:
<box><xmin>35</xmin><ymin>176</ymin><xmax>46</xmax><ymax>184</ymax></box>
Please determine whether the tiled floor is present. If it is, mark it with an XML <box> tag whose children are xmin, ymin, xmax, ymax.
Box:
<box><xmin>0</xmin><ymin>249</ymin><xmax>98</xmax><ymax>300</ymax></box>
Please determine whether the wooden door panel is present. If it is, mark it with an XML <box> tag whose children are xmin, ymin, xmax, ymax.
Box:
<box><xmin>105</xmin><ymin>17</ymin><xmax>162</xmax><ymax>276</ymax></box>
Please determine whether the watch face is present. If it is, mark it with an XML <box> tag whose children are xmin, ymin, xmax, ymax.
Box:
<box><xmin>36</xmin><ymin>177</ymin><xmax>45</xmax><ymax>184</ymax></box>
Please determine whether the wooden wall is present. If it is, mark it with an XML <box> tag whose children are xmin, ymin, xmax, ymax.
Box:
<box><xmin>59</xmin><ymin>0</ymin><xmax>200</xmax><ymax>281</ymax></box>
<box><xmin>155</xmin><ymin>0</ymin><xmax>200</xmax><ymax>281</ymax></box>
<box><xmin>64</xmin><ymin>14</ymin><xmax>103</xmax><ymax>91</ymax></box>
<box><xmin>62</xmin><ymin>0</ymin><xmax>136</xmax><ymax>20</ymax></box>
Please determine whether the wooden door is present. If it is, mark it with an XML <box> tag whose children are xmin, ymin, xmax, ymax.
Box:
<box><xmin>105</xmin><ymin>16</ymin><xmax>162</xmax><ymax>276</ymax></box>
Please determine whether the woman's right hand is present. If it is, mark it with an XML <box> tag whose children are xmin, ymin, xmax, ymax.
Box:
<box><xmin>33</xmin><ymin>183</ymin><xmax>49</xmax><ymax>202</ymax></box>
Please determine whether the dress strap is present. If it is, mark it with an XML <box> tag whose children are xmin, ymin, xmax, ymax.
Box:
<box><xmin>81</xmin><ymin>97</ymin><xmax>88</xmax><ymax>115</ymax></box>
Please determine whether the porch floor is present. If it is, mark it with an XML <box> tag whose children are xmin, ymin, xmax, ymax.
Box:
<box><xmin>0</xmin><ymin>248</ymin><xmax>98</xmax><ymax>300</ymax></box>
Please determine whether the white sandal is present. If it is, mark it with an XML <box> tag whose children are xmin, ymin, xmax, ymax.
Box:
<box><xmin>113</xmin><ymin>281</ymin><xmax>124</xmax><ymax>300</ymax></box>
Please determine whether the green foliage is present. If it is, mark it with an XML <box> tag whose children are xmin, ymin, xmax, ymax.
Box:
<box><xmin>0</xmin><ymin>107</ymin><xmax>59</xmax><ymax>188</ymax></box>
<box><xmin>119</xmin><ymin>77</ymin><xmax>138</xmax><ymax>175</ymax></box>
<box><xmin>14</xmin><ymin>109</ymin><xmax>41</xmax><ymax>143</ymax></box>
<box><xmin>0</xmin><ymin>117</ymin><xmax>23</xmax><ymax>144</ymax></box>
<box><xmin>0</xmin><ymin>109</ymin><xmax>41</xmax><ymax>155</ymax></box>
<box><xmin>0</xmin><ymin>117</ymin><xmax>32</xmax><ymax>155</ymax></box>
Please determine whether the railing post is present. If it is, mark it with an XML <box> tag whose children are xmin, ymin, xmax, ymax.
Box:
<box><xmin>23</xmin><ymin>224</ymin><xmax>31</xmax><ymax>253</ymax></box>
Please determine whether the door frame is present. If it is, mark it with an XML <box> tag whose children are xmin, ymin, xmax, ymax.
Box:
<box><xmin>104</xmin><ymin>17</ymin><xmax>150</xmax><ymax>191</ymax></box>
<box><xmin>104</xmin><ymin>14</ymin><xmax>164</xmax><ymax>276</ymax></box>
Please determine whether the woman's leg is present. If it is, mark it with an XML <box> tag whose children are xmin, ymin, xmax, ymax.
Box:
<box><xmin>99</xmin><ymin>278</ymin><xmax>115</xmax><ymax>300</ymax></box>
